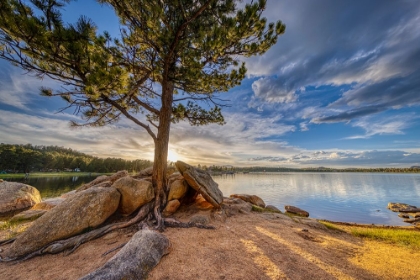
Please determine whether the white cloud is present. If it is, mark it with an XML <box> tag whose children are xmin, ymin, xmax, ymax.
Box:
<box><xmin>250</xmin><ymin>77</ymin><xmax>297</xmax><ymax>106</ymax></box>
<box><xmin>345</xmin><ymin>114</ymin><xmax>416</xmax><ymax>139</ymax></box>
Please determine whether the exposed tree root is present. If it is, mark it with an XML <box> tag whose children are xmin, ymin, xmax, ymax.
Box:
<box><xmin>0</xmin><ymin>202</ymin><xmax>154</xmax><ymax>262</ymax></box>
<box><xmin>164</xmin><ymin>218</ymin><xmax>216</xmax><ymax>229</ymax></box>
<box><xmin>0</xmin><ymin>238</ymin><xmax>15</xmax><ymax>246</ymax></box>
<box><xmin>101</xmin><ymin>243</ymin><xmax>126</xmax><ymax>257</ymax></box>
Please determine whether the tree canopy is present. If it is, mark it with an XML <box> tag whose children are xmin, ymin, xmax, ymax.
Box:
<box><xmin>0</xmin><ymin>0</ymin><xmax>285</xmax><ymax>230</ymax></box>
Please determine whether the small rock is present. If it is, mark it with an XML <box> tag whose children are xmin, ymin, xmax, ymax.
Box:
<box><xmin>285</xmin><ymin>205</ymin><xmax>309</xmax><ymax>217</ymax></box>
<box><xmin>221</xmin><ymin>197</ymin><xmax>252</xmax><ymax>217</ymax></box>
<box><xmin>265</xmin><ymin>205</ymin><xmax>282</xmax><ymax>213</ymax></box>
<box><xmin>387</xmin><ymin>202</ymin><xmax>420</xmax><ymax>213</ymax></box>
<box><xmin>403</xmin><ymin>217</ymin><xmax>420</xmax><ymax>224</ymax></box>
<box><xmin>189</xmin><ymin>214</ymin><xmax>210</xmax><ymax>225</ymax></box>
<box><xmin>398</xmin><ymin>213</ymin><xmax>410</xmax><ymax>219</ymax></box>
<box><xmin>163</xmin><ymin>199</ymin><xmax>181</xmax><ymax>217</ymax></box>
<box><xmin>230</xmin><ymin>194</ymin><xmax>265</xmax><ymax>208</ymax></box>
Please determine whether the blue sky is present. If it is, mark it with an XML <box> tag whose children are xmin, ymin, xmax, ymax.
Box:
<box><xmin>1</xmin><ymin>0</ymin><xmax>420</xmax><ymax>167</ymax></box>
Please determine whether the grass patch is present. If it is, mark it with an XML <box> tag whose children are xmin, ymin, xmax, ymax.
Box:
<box><xmin>319</xmin><ymin>221</ymin><xmax>345</xmax><ymax>232</ymax></box>
<box><xmin>349</xmin><ymin>227</ymin><xmax>420</xmax><ymax>249</ymax></box>
<box><xmin>0</xmin><ymin>219</ymin><xmax>28</xmax><ymax>230</ymax></box>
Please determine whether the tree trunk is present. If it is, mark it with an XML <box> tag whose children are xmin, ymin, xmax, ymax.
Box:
<box><xmin>152</xmin><ymin>79</ymin><xmax>174</xmax><ymax>231</ymax></box>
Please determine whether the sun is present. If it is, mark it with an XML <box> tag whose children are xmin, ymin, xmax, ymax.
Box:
<box><xmin>167</xmin><ymin>149</ymin><xmax>178</xmax><ymax>162</ymax></box>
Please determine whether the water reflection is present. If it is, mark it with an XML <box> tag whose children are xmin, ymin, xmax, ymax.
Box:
<box><xmin>1</xmin><ymin>175</ymin><xmax>94</xmax><ymax>198</ymax></box>
<box><xmin>2</xmin><ymin>172</ymin><xmax>419</xmax><ymax>225</ymax></box>
<box><xmin>214</xmin><ymin>173</ymin><xmax>420</xmax><ymax>226</ymax></box>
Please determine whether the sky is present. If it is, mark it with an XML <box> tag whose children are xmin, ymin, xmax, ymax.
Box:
<box><xmin>1</xmin><ymin>0</ymin><xmax>420</xmax><ymax>168</ymax></box>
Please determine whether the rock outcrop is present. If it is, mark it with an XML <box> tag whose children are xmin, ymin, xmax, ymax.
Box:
<box><xmin>135</xmin><ymin>166</ymin><xmax>153</xmax><ymax>177</ymax></box>
<box><xmin>230</xmin><ymin>194</ymin><xmax>266</xmax><ymax>208</ymax></box>
<box><xmin>163</xmin><ymin>199</ymin><xmax>181</xmax><ymax>217</ymax></box>
<box><xmin>31</xmin><ymin>197</ymin><xmax>65</xmax><ymax>210</ymax></box>
<box><xmin>112</xmin><ymin>177</ymin><xmax>154</xmax><ymax>216</ymax></box>
<box><xmin>2</xmin><ymin>187</ymin><xmax>120</xmax><ymax>259</ymax></box>
<box><xmin>175</xmin><ymin>161</ymin><xmax>223</xmax><ymax>208</ymax></box>
<box><xmin>0</xmin><ymin>182</ymin><xmax>41</xmax><ymax>215</ymax></box>
<box><xmin>76</xmin><ymin>170</ymin><xmax>128</xmax><ymax>192</ymax></box>
<box><xmin>221</xmin><ymin>197</ymin><xmax>252</xmax><ymax>217</ymax></box>
<box><xmin>79</xmin><ymin>229</ymin><xmax>170</xmax><ymax>280</ymax></box>
<box><xmin>168</xmin><ymin>176</ymin><xmax>188</xmax><ymax>201</ymax></box>
<box><xmin>10</xmin><ymin>209</ymin><xmax>47</xmax><ymax>223</ymax></box>
<box><xmin>387</xmin><ymin>202</ymin><xmax>420</xmax><ymax>213</ymax></box>
<box><xmin>285</xmin><ymin>205</ymin><xmax>310</xmax><ymax>217</ymax></box>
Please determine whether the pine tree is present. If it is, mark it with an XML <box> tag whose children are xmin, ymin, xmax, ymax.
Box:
<box><xmin>0</xmin><ymin>0</ymin><xmax>285</xmax><ymax>230</ymax></box>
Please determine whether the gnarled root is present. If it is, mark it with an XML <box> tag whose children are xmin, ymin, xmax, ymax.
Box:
<box><xmin>164</xmin><ymin>218</ymin><xmax>216</xmax><ymax>229</ymax></box>
<box><xmin>0</xmin><ymin>238</ymin><xmax>16</xmax><ymax>246</ymax></box>
<box><xmin>0</xmin><ymin>202</ymin><xmax>154</xmax><ymax>262</ymax></box>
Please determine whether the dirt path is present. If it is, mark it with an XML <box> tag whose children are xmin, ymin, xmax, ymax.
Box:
<box><xmin>1</xmin><ymin>211</ymin><xmax>419</xmax><ymax>279</ymax></box>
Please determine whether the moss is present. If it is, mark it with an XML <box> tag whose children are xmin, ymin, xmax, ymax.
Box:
<box><xmin>251</xmin><ymin>205</ymin><xmax>265</xmax><ymax>212</ymax></box>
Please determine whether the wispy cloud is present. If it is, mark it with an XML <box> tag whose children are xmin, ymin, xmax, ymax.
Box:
<box><xmin>344</xmin><ymin>114</ymin><xmax>417</xmax><ymax>139</ymax></box>
<box><xmin>245</xmin><ymin>0</ymin><xmax>420</xmax><ymax>122</ymax></box>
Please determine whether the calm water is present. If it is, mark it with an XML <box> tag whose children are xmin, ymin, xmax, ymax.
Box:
<box><xmin>1</xmin><ymin>175</ymin><xmax>94</xmax><ymax>198</ymax></box>
<box><xmin>214</xmin><ymin>172</ymin><xmax>420</xmax><ymax>226</ymax></box>
<box><xmin>2</xmin><ymin>172</ymin><xmax>420</xmax><ymax>225</ymax></box>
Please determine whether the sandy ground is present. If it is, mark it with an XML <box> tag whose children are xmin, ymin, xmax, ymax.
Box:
<box><xmin>1</xmin><ymin>209</ymin><xmax>419</xmax><ymax>280</ymax></box>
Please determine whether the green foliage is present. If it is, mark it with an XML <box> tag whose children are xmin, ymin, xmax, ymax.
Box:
<box><xmin>0</xmin><ymin>143</ymin><xmax>152</xmax><ymax>173</ymax></box>
<box><xmin>0</xmin><ymin>0</ymin><xmax>285</xmax><ymax>135</ymax></box>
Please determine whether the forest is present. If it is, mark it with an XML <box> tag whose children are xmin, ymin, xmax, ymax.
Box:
<box><xmin>0</xmin><ymin>143</ymin><xmax>152</xmax><ymax>173</ymax></box>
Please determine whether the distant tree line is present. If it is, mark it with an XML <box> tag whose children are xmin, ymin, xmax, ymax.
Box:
<box><xmin>0</xmin><ymin>144</ymin><xmax>152</xmax><ymax>173</ymax></box>
<box><xmin>200</xmin><ymin>165</ymin><xmax>420</xmax><ymax>174</ymax></box>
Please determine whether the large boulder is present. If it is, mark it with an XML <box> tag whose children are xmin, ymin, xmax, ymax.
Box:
<box><xmin>230</xmin><ymin>194</ymin><xmax>266</xmax><ymax>208</ymax></box>
<box><xmin>222</xmin><ymin>197</ymin><xmax>252</xmax><ymax>217</ymax></box>
<box><xmin>168</xmin><ymin>177</ymin><xmax>188</xmax><ymax>201</ymax></box>
<box><xmin>175</xmin><ymin>161</ymin><xmax>223</xmax><ymax>208</ymax></box>
<box><xmin>10</xmin><ymin>209</ymin><xmax>47</xmax><ymax>223</ymax></box>
<box><xmin>2</xmin><ymin>187</ymin><xmax>120</xmax><ymax>259</ymax></box>
<box><xmin>31</xmin><ymin>197</ymin><xmax>65</xmax><ymax>210</ymax></box>
<box><xmin>0</xmin><ymin>182</ymin><xmax>41</xmax><ymax>215</ymax></box>
<box><xmin>112</xmin><ymin>177</ymin><xmax>155</xmax><ymax>216</ymax></box>
<box><xmin>80</xmin><ymin>229</ymin><xmax>170</xmax><ymax>280</ymax></box>
<box><xmin>285</xmin><ymin>205</ymin><xmax>310</xmax><ymax>217</ymax></box>
<box><xmin>76</xmin><ymin>170</ymin><xmax>128</xmax><ymax>192</ymax></box>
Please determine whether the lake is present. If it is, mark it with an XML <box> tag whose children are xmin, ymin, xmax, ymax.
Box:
<box><xmin>214</xmin><ymin>172</ymin><xmax>420</xmax><ymax>226</ymax></box>
<box><xmin>2</xmin><ymin>172</ymin><xmax>419</xmax><ymax>226</ymax></box>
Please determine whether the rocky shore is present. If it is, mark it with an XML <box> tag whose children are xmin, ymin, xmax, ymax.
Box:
<box><xmin>1</xmin><ymin>163</ymin><xmax>419</xmax><ymax>279</ymax></box>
